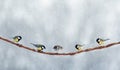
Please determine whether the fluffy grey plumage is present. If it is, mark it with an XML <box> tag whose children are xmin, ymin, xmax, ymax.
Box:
<box><xmin>53</xmin><ymin>45</ymin><xmax>63</xmax><ymax>51</ymax></box>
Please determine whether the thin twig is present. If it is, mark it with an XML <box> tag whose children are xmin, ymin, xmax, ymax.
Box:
<box><xmin>0</xmin><ymin>36</ymin><xmax>120</xmax><ymax>56</ymax></box>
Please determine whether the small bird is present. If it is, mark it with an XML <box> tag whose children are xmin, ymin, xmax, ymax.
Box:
<box><xmin>53</xmin><ymin>45</ymin><xmax>63</xmax><ymax>51</ymax></box>
<box><xmin>75</xmin><ymin>44</ymin><xmax>84</xmax><ymax>51</ymax></box>
<box><xmin>30</xmin><ymin>43</ymin><xmax>46</xmax><ymax>52</ymax></box>
<box><xmin>96</xmin><ymin>38</ymin><xmax>110</xmax><ymax>45</ymax></box>
<box><xmin>13</xmin><ymin>36</ymin><xmax>22</xmax><ymax>43</ymax></box>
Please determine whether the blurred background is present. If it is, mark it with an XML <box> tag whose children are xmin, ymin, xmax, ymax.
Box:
<box><xmin>0</xmin><ymin>0</ymin><xmax>120</xmax><ymax>70</ymax></box>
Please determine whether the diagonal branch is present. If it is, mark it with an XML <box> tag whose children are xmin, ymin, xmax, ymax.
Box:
<box><xmin>0</xmin><ymin>36</ymin><xmax>120</xmax><ymax>56</ymax></box>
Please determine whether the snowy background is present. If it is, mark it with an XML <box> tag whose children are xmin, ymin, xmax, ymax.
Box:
<box><xmin>0</xmin><ymin>0</ymin><xmax>120</xmax><ymax>70</ymax></box>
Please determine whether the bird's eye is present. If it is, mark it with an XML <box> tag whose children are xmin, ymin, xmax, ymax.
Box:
<box><xmin>17</xmin><ymin>36</ymin><xmax>22</xmax><ymax>39</ymax></box>
<box><xmin>18</xmin><ymin>37</ymin><xmax>20</xmax><ymax>39</ymax></box>
<box><xmin>98</xmin><ymin>39</ymin><xmax>101</xmax><ymax>41</ymax></box>
<box><xmin>42</xmin><ymin>46</ymin><xmax>45</xmax><ymax>49</ymax></box>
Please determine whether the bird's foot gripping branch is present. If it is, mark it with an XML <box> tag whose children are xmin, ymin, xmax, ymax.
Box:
<box><xmin>0</xmin><ymin>36</ymin><xmax>120</xmax><ymax>56</ymax></box>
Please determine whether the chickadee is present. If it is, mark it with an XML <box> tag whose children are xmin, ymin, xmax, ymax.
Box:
<box><xmin>13</xmin><ymin>36</ymin><xmax>22</xmax><ymax>42</ymax></box>
<box><xmin>53</xmin><ymin>45</ymin><xmax>63</xmax><ymax>51</ymax></box>
<box><xmin>75</xmin><ymin>44</ymin><xmax>84</xmax><ymax>51</ymax></box>
<box><xmin>30</xmin><ymin>43</ymin><xmax>46</xmax><ymax>52</ymax></box>
<box><xmin>96</xmin><ymin>38</ymin><xmax>110</xmax><ymax>45</ymax></box>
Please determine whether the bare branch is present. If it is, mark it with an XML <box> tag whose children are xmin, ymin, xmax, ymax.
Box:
<box><xmin>0</xmin><ymin>36</ymin><xmax>120</xmax><ymax>56</ymax></box>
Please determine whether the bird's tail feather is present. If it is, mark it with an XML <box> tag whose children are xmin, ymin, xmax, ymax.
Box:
<box><xmin>30</xmin><ymin>43</ymin><xmax>36</xmax><ymax>46</ymax></box>
<box><xmin>104</xmin><ymin>39</ymin><xmax>110</xmax><ymax>41</ymax></box>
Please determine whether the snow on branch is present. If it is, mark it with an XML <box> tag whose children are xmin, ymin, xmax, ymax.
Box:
<box><xmin>0</xmin><ymin>36</ymin><xmax>120</xmax><ymax>56</ymax></box>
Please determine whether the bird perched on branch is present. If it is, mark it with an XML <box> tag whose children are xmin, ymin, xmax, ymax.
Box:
<box><xmin>13</xmin><ymin>36</ymin><xmax>22</xmax><ymax>43</ymax></box>
<box><xmin>96</xmin><ymin>38</ymin><xmax>110</xmax><ymax>45</ymax></box>
<box><xmin>30</xmin><ymin>43</ymin><xmax>46</xmax><ymax>52</ymax></box>
<box><xmin>53</xmin><ymin>45</ymin><xmax>63</xmax><ymax>51</ymax></box>
<box><xmin>75</xmin><ymin>44</ymin><xmax>84</xmax><ymax>51</ymax></box>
